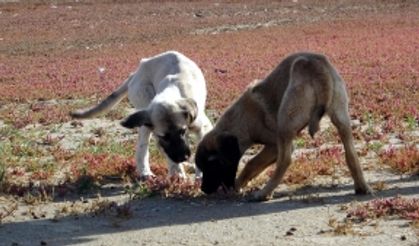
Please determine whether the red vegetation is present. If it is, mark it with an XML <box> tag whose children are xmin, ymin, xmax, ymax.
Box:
<box><xmin>282</xmin><ymin>147</ymin><xmax>344</xmax><ymax>185</ymax></box>
<box><xmin>348</xmin><ymin>196</ymin><xmax>419</xmax><ymax>222</ymax></box>
<box><xmin>69</xmin><ymin>153</ymin><xmax>136</xmax><ymax>180</ymax></box>
<box><xmin>379</xmin><ymin>145</ymin><xmax>419</xmax><ymax>174</ymax></box>
<box><xmin>0</xmin><ymin>2</ymin><xmax>418</xmax><ymax>128</ymax></box>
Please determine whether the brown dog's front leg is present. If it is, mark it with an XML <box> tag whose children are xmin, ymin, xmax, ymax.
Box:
<box><xmin>235</xmin><ymin>145</ymin><xmax>277</xmax><ymax>192</ymax></box>
<box><xmin>250</xmin><ymin>138</ymin><xmax>293</xmax><ymax>201</ymax></box>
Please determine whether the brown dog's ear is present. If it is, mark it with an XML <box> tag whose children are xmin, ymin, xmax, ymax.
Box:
<box><xmin>216</xmin><ymin>133</ymin><xmax>241</xmax><ymax>166</ymax></box>
<box><xmin>177</xmin><ymin>98</ymin><xmax>198</xmax><ymax>125</ymax></box>
<box><xmin>120</xmin><ymin>110</ymin><xmax>152</xmax><ymax>129</ymax></box>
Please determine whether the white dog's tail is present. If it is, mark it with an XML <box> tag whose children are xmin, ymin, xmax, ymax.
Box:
<box><xmin>70</xmin><ymin>73</ymin><xmax>132</xmax><ymax>119</ymax></box>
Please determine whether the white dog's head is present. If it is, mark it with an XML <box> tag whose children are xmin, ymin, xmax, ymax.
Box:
<box><xmin>121</xmin><ymin>98</ymin><xmax>197</xmax><ymax>163</ymax></box>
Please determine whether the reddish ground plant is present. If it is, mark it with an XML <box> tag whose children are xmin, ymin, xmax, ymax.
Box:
<box><xmin>135</xmin><ymin>176</ymin><xmax>201</xmax><ymax>199</ymax></box>
<box><xmin>69</xmin><ymin>153</ymin><xmax>136</xmax><ymax>181</ymax></box>
<box><xmin>379</xmin><ymin>145</ymin><xmax>419</xmax><ymax>175</ymax></box>
<box><xmin>1</xmin><ymin>2</ymin><xmax>418</xmax><ymax>129</ymax></box>
<box><xmin>347</xmin><ymin>196</ymin><xmax>419</xmax><ymax>222</ymax></box>
<box><xmin>282</xmin><ymin>147</ymin><xmax>345</xmax><ymax>185</ymax></box>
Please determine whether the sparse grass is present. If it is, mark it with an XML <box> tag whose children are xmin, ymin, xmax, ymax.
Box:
<box><xmin>325</xmin><ymin>216</ymin><xmax>359</xmax><ymax>236</ymax></box>
<box><xmin>0</xmin><ymin>161</ymin><xmax>5</xmax><ymax>186</ymax></box>
<box><xmin>55</xmin><ymin>196</ymin><xmax>133</xmax><ymax>220</ymax></box>
<box><xmin>0</xmin><ymin>199</ymin><xmax>18</xmax><ymax>224</ymax></box>
<box><xmin>367</xmin><ymin>141</ymin><xmax>384</xmax><ymax>154</ymax></box>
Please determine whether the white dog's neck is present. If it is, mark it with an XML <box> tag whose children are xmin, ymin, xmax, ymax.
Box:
<box><xmin>153</xmin><ymin>84</ymin><xmax>182</xmax><ymax>104</ymax></box>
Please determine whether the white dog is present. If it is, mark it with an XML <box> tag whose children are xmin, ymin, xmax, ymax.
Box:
<box><xmin>71</xmin><ymin>51</ymin><xmax>213</xmax><ymax>179</ymax></box>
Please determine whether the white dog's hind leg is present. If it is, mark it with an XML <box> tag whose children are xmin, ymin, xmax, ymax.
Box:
<box><xmin>136</xmin><ymin>126</ymin><xmax>154</xmax><ymax>177</ymax></box>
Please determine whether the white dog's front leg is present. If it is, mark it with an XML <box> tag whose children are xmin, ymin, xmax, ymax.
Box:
<box><xmin>196</xmin><ymin>115</ymin><xmax>213</xmax><ymax>140</ymax></box>
<box><xmin>192</xmin><ymin>114</ymin><xmax>213</xmax><ymax>180</ymax></box>
<box><xmin>136</xmin><ymin>126</ymin><xmax>154</xmax><ymax>177</ymax></box>
<box><xmin>167</xmin><ymin>158</ymin><xmax>187</xmax><ymax>179</ymax></box>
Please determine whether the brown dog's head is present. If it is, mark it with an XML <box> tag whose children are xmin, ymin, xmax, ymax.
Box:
<box><xmin>195</xmin><ymin>132</ymin><xmax>241</xmax><ymax>194</ymax></box>
<box><xmin>121</xmin><ymin>98</ymin><xmax>198</xmax><ymax>163</ymax></box>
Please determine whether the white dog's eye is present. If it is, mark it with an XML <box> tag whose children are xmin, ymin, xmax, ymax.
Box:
<box><xmin>156</xmin><ymin>134</ymin><xmax>169</xmax><ymax>142</ymax></box>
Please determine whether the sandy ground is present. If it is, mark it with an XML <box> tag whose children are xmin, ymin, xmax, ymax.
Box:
<box><xmin>1</xmin><ymin>172</ymin><xmax>418</xmax><ymax>246</ymax></box>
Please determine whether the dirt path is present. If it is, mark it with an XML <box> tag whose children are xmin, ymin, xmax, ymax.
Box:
<box><xmin>1</xmin><ymin>171</ymin><xmax>418</xmax><ymax>246</ymax></box>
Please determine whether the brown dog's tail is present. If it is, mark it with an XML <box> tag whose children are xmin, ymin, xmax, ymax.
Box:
<box><xmin>70</xmin><ymin>73</ymin><xmax>132</xmax><ymax>119</ymax></box>
<box><xmin>290</xmin><ymin>54</ymin><xmax>334</xmax><ymax>138</ymax></box>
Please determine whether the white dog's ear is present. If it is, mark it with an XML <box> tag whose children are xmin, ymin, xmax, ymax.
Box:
<box><xmin>120</xmin><ymin>110</ymin><xmax>152</xmax><ymax>129</ymax></box>
<box><xmin>178</xmin><ymin>98</ymin><xmax>198</xmax><ymax>124</ymax></box>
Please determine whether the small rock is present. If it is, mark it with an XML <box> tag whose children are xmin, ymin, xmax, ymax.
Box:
<box><xmin>388</xmin><ymin>137</ymin><xmax>402</xmax><ymax>144</ymax></box>
<box><xmin>214</xmin><ymin>68</ymin><xmax>227</xmax><ymax>74</ymax></box>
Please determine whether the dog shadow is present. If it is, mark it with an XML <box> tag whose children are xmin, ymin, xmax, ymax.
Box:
<box><xmin>1</xmin><ymin>174</ymin><xmax>418</xmax><ymax>245</ymax></box>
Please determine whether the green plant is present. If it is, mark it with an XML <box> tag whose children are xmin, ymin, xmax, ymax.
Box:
<box><xmin>367</xmin><ymin>141</ymin><xmax>384</xmax><ymax>154</ymax></box>
<box><xmin>127</xmin><ymin>182</ymin><xmax>153</xmax><ymax>200</ymax></box>
<box><xmin>405</xmin><ymin>115</ymin><xmax>418</xmax><ymax>130</ymax></box>
<box><xmin>294</xmin><ymin>137</ymin><xmax>306</xmax><ymax>148</ymax></box>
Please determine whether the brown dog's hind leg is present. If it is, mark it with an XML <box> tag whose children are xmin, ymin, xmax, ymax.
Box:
<box><xmin>330</xmin><ymin>110</ymin><xmax>373</xmax><ymax>195</ymax></box>
<box><xmin>235</xmin><ymin>145</ymin><xmax>277</xmax><ymax>192</ymax></box>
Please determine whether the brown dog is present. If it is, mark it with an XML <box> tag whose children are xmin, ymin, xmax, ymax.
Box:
<box><xmin>195</xmin><ymin>52</ymin><xmax>372</xmax><ymax>201</ymax></box>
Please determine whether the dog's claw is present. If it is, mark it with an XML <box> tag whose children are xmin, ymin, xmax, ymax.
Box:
<box><xmin>247</xmin><ymin>191</ymin><xmax>272</xmax><ymax>202</ymax></box>
<box><xmin>137</xmin><ymin>173</ymin><xmax>156</xmax><ymax>182</ymax></box>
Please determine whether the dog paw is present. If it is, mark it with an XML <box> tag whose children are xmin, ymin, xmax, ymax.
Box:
<box><xmin>138</xmin><ymin>173</ymin><xmax>156</xmax><ymax>182</ymax></box>
<box><xmin>234</xmin><ymin>187</ymin><xmax>243</xmax><ymax>194</ymax></box>
<box><xmin>194</xmin><ymin>171</ymin><xmax>202</xmax><ymax>180</ymax></box>
<box><xmin>234</xmin><ymin>179</ymin><xmax>244</xmax><ymax>192</ymax></box>
<box><xmin>247</xmin><ymin>191</ymin><xmax>272</xmax><ymax>202</ymax></box>
<box><xmin>355</xmin><ymin>185</ymin><xmax>374</xmax><ymax>195</ymax></box>
<box><xmin>194</xmin><ymin>178</ymin><xmax>202</xmax><ymax>187</ymax></box>
<box><xmin>168</xmin><ymin>173</ymin><xmax>187</xmax><ymax>182</ymax></box>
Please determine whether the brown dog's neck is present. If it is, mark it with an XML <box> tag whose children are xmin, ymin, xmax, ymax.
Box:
<box><xmin>213</xmin><ymin>90</ymin><xmax>276</xmax><ymax>154</ymax></box>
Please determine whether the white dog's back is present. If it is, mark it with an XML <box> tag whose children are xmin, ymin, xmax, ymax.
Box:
<box><xmin>128</xmin><ymin>51</ymin><xmax>207</xmax><ymax>113</ymax></box>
